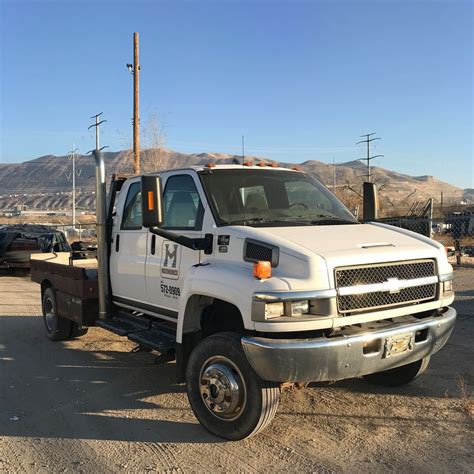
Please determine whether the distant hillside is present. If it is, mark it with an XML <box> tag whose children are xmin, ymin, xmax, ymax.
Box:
<box><xmin>0</xmin><ymin>148</ymin><xmax>466</xmax><ymax>211</ymax></box>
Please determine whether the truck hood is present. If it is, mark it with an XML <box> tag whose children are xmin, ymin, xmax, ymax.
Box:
<box><xmin>253</xmin><ymin>222</ymin><xmax>442</xmax><ymax>268</ymax></box>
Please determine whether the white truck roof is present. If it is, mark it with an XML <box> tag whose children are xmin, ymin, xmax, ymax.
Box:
<box><xmin>147</xmin><ymin>163</ymin><xmax>301</xmax><ymax>175</ymax></box>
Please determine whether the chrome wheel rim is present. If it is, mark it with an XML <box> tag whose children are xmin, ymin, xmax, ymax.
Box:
<box><xmin>199</xmin><ymin>356</ymin><xmax>247</xmax><ymax>421</ymax></box>
<box><xmin>44</xmin><ymin>297</ymin><xmax>55</xmax><ymax>332</ymax></box>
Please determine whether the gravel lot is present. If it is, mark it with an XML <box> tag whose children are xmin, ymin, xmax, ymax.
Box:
<box><xmin>0</xmin><ymin>268</ymin><xmax>472</xmax><ymax>473</ymax></box>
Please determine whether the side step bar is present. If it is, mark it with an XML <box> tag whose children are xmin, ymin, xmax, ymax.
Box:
<box><xmin>97</xmin><ymin>311</ymin><xmax>176</xmax><ymax>355</ymax></box>
<box><xmin>96</xmin><ymin>311</ymin><xmax>151</xmax><ymax>336</ymax></box>
<box><xmin>128</xmin><ymin>322</ymin><xmax>175</xmax><ymax>355</ymax></box>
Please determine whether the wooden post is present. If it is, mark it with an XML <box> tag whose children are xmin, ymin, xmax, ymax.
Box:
<box><xmin>133</xmin><ymin>32</ymin><xmax>140</xmax><ymax>175</ymax></box>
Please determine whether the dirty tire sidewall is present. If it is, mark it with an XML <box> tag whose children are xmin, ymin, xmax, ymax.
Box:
<box><xmin>186</xmin><ymin>332</ymin><xmax>280</xmax><ymax>441</ymax></box>
<box><xmin>42</xmin><ymin>287</ymin><xmax>71</xmax><ymax>341</ymax></box>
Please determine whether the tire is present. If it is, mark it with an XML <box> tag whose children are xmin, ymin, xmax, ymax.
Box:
<box><xmin>69</xmin><ymin>323</ymin><xmax>88</xmax><ymax>339</ymax></box>
<box><xmin>363</xmin><ymin>356</ymin><xmax>430</xmax><ymax>387</ymax></box>
<box><xmin>186</xmin><ymin>332</ymin><xmax>280</xmax><ymax>441</ymax></box>
<box><xmin>42</xmin><ymin>287</ymin><xmax>72</xmax><ymax>341</ymax></box>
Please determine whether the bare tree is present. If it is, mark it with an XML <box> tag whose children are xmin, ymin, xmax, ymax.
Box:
<box><xmin>141</xmin><ymin>111</ymin><xmax>168</xmax><ymax>173</ymax></box>
<box><xmin>112</xmin><ymin>111</ymin><xmax>168</xmax><ymax>175</ymax></box>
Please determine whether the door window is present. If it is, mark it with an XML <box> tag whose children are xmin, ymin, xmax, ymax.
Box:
<box><xmin>121</xmin><ymin>182</ymin><xmax>142</xmax><ymax>230</ymax></box>
<box><xmin>163</xmin><ymin>175</ymin><xmax>203</xmax><ymax>230</ymax></box>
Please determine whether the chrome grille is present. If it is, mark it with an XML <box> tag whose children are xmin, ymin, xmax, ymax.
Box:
<box><xmin>335</xmin><ymin>259</ymin><xmax>437</xmax><ymax>314</ymax></box>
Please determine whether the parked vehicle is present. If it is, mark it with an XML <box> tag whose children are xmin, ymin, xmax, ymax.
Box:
<box><xmin>0</xmin><ymin>224</ymin><xmax>69</xmax><ymax>270</ymax></box>
<box><xmin>31</xmin><ymin>156</ymin><xmax>456</xmax><ymax>440</ymax></box>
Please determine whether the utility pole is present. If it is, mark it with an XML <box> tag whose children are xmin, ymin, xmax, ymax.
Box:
<box><xmin>127</xmin><ymin>32</ymin><xmax>141</xmax><ymax>175</ymax></box>
<box><xmin>87</xmin><ymin>114</ymin><xmax>108</xmax><ymax>215</ymax></box>
<box><xmin>333</xmin><ymin>156</ymin><xmax>336</xmax><ymax>192</ymax></box>
<box><xmin>356</xmin><ymin>132</ymin><xmax>384</xmax><ymax>182</ymax></box>
<box><xmin>242</xmin><ymin>135</ymin><xmax>245</xmax><ymax>165</ymax></box>
<box><xmin>89</xmin><ymin>112</ymin><xmax>106</xmax><ymax>150</ymax></box>
<box><xmin>65</xmin><ymin>142</ymin><xmax>81</xmax><ymax>227</ymax></box>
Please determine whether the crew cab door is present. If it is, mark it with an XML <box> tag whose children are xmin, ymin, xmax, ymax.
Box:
<box><xmin>109</xmin><ymin>180</ymin><xmax>148</xmax><ymax>305</ymax></box>
<box><xmin>145</xmin><ymin>172</ymin><xmax>205</xmax><ymax>320</ymax></box>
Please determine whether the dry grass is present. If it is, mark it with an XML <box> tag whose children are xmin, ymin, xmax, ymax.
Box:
<box><xmin>457</xmin><ymin>375</ymin><xmax>474</xmax><ymax>418</ymax></box>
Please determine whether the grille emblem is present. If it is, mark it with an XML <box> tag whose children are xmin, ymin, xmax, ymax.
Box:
<box><xmin>384</xmin><ymin>278</ymin><xmax>402</xmax><ymax>294</ymax></box>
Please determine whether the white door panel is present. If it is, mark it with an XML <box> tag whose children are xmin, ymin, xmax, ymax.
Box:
<box><xmin>146</xmin><ymin>233</ymin><xmax>201</xmax><ymax>314</ymax></box>
<box><xmin>112</xmin><ymin>230</ymin><xmax>148</xmax><ymax>303</ymax></box>
<box><xmin>109</xmin><ymin>180</ymin><xmax>148</xmax><ymax>304</ymax></box>
<box><xmin>145</xmin><ymin>173</ymin><xmax>204</xmax><ymax>316</ymax></box>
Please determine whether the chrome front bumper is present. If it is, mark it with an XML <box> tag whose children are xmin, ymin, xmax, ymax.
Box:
<box><xmin>241</xmin><ymin>307</ymin><xmax>457</xmax><ymax>383</ymax></box>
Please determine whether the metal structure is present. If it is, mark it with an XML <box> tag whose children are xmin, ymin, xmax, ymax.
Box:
<box><xmin>357</xmin><ymin>133</ymin><xmax>384</xmax><ymax>182</ymax></box>
<box><xmin>65</xmin><ymin>143</ymin><xmax>81</xmax><ymax>227</ymax></box>
<box><xmin>88</xmin><ymin>112</ymin><xmax>107</xmax><ymax>150</ymax></box>
<box><xmin>87</xmin><ymin>114</ymin><xmax>109</xmax><ymax>320</ymax></box>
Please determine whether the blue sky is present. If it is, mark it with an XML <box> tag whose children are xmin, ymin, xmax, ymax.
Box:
<box><xmin>0</xmin><ymin>0</ymin><xmax>472</xmax><ymax>188</ymax></box>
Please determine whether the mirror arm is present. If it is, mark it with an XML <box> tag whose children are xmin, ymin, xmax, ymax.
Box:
<box><xmin>149</xmin><ymin>228</ymin><xmax>213</xmax><ymax>254</ymax></box>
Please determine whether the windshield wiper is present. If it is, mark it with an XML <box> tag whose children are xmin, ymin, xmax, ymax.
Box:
<box><xmin>224</xmin><ymin>217</ymin><xmax>311</xmax><ymax>226</ymax></box>
<box><xmin>310</xmin><ymin>215</ymin><xmax>358</xmax><ymax>225</ymax></box>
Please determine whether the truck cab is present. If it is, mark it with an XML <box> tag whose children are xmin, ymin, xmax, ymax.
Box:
<box><xmin>32</xmin><ymin>163</ymin><xmax>456</xmax><ymax>441</ymax></box>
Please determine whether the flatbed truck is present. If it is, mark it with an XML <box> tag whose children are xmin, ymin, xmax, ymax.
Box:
<box><xmin>31</xmin><ymin>152</ymin><xmax>456</xmax><ymax>440</ymax></box>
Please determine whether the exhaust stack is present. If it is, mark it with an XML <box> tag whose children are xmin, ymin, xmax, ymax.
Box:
<box><xmin>93</xmin><ymin>149</ymin><xmax>109</xmax><ymax>320</ymax></box>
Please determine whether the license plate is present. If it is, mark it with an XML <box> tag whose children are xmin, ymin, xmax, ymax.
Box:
<box><xmin>384</xmin><ymin>333</ymin><xmax>413</xmax><ymax>358</ymax></box>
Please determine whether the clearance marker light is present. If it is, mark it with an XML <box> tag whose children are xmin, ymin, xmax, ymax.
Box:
<box><xmin>253</xmin><ymin>261</ymin><xmax>272</xmax><ymax>279</ymax></box>
<box><xmin>147</xmin><ymin>191</ymin><xmax>155</xmax><ymax>211</ymax></box>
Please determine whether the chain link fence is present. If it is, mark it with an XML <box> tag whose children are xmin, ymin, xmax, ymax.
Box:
<box><xmin>44</xmin><ymin>223</ymin><xmax>97</xmax><ymax>244</ymax></box>
<box><xmin>375</xmin><ymin>212</ymin><xmax>474</xmax><ymax>266</ymax></box>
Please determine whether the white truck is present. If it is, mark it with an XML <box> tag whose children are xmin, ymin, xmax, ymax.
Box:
<box><xmin>31</xmin><ymin>155</ymin><xmax>456</xmax><ymax>440</ymax></box>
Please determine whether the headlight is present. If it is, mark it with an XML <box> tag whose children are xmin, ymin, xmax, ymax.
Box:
<box><xmin>286</xmin><ymin>300</ymin><xmax>309</xmax><ymax>316</ymax></box>
<box><xmin>443</xmin><ymin>280</ymin><xmax>453</xmax><ymax>295</ymax></box>
<box><xmin>265</xmin><ymin>302</ymin><xmax>284</xmax><ymax>319</ymax></box>
<box><xmin>264</xmin><ymin>300</ymin><xmax>309</xmax><ymax>319</ymax></box>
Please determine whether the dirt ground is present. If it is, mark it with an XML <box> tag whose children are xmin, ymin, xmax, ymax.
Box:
<box><xmin>0</xmin><ymin>270</ymin><xmax>472</xmax><ymax>473</ymax></box>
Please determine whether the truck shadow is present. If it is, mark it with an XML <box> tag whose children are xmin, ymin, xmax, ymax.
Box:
<box><xmin>0</xmin><ymin>316</ymin><xmax>223</xmax><ymax>444</ymax></box>
<box><xmin>0</xmin><ymin>311</ymin><xmax>471</xmax><ymax>443</ymax></box>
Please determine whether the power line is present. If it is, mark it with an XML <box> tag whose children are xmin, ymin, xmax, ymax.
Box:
<box><xmin>356</xmin><ymin>132</ymin><xmax>384</xmax><ymax>182</ymax></box>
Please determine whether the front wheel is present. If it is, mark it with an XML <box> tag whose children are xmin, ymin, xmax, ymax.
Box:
<box><xmin>186</xmin><ymin>332</ymin><xmax>280</xmax><ymax>440</ymax></box>
<box><xmin>363</xmin><ymin>356</ymin><xmax>430</xmax><ymax>387</ymax></box>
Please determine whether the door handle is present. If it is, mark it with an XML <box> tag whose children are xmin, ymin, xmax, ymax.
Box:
<box><xmin>115</xmin><ymin>234</ymin><xmax>120</xmax><ymax>252</ymax></box>
<box><xmin>151</xmin><ymin>234</ymin><xmax>156</xmax><ymax>255</ymax></box>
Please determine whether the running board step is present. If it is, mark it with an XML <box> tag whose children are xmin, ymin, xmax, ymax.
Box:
<box><xmin>96</xmin><ymin>311</ymin><xmax>151</xmax><ymax>336</ymax></box>
<box><xmin>128</xmin><ymin>327</ymin><xmax>176</xmax><ymax>354</ymax></box>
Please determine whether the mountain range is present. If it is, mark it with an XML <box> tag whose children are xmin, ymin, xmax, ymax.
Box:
<box><xmin>0</xmin><ymin>148</ymin><xmax>467</xmax><ymax>211</ymax></box>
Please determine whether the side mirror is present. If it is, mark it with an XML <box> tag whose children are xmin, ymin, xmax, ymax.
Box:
<box><xmin>141</xmin><ymin>175</ymin><xmax>164</xmax><ymax>228</ymax></box>
<box><xmin>363</xmin><ymin>182</ymin><xmax>379</xmax><ymax>221</ymax></box>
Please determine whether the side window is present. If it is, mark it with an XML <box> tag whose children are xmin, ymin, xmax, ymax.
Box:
<box><xmin>163</xmin><ymin>175</ymin><xmax>204</xmax><ymax>230</ymax></box>
<box><xmin>121</xmin><ymin>182</ymin><xmax>142</xmax><ymax>230</ymax></box>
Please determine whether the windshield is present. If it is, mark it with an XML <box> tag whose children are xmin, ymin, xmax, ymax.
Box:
<box><xmin>199</xmin><ymin>169</ymin><xmax>358</xmax><ymax>227</ymax></box>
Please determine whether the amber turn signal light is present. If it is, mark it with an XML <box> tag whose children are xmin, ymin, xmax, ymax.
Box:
<box><xmin>147</xmin><ymin>191</ymin><xmax>155</xmax><ymax>211</ymax></box>
<box><xmin>253</xmin><ymin>261</ymin><xmax>272</xmax><ymax>279</ymax></box>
